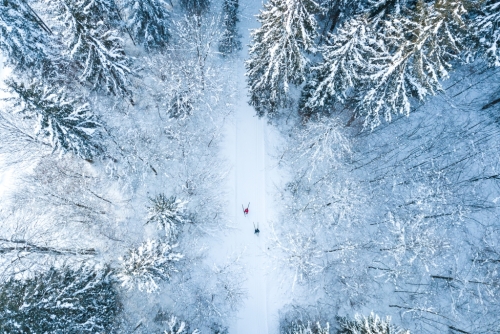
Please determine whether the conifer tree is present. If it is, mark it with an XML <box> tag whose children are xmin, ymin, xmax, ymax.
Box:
<box><xmin>306</xmin><ymin>0</ymin><xmax>468</xmax><ymax>127</ymax></box>
<box><xmin>303</xmin><ymin>16</ymin><xmax>378</xmax><ymax>115</ymax></box>
<box><xmin>146</xmin><ymin>194</ymin><xmax>189</xmax><ymax>241</ymax></box>
<box><xmin>246</xmin><ymin>0</ymin><xmax>320</xmax><ymax>117</ymax></box>
<box><xmin>0</xmin><ymin>265</ymin><xmax>119</xmax><ymax>333</ymax></box>
<box><xmin>366</xmin><ymin>0</ymin><xmax>415</xmax><ymax>19</ymax></box>
<box><xmin>122</xmin><ymin>0</ymin><xmax>171</xmax><ymax>51</ymax></box>
<box><xmin>219</xmin><ymin>0</ymin><xmax>241</xmax><ymax>55</ymax></box>
<box><xmin>0</xmin><ymin>0</ymin><xmax>55</xmax><ymax>75</ymax></box>
<box><xmin>47</xmin><ymin>0</ymin><xmax>131</xmax><ymax>95</ymax></box>
<box><xmin>338</xmin><ymin>313</ymin><xmax>410</xmax><ymax>334</ymax></box>
<box><xmin>318</xmin><ymin>0</ymin><xmax>362</xmax><ymax>35</ymax></box>
<box><xmin>358</xmin><ymin>0</ymin><xmax>467</xmax><ymax>128</ymax></box>
<box><xmin>7</xmin><ymin>79</ymin><xmax>103</xmax><ymax>160</ymax></box>
<box><xmin>476</xmin><ymin>0</ymin><xmax>500</xmax><ymax>66</ymax></box>
<box><xmin>180</xmin><ymin>0</ymin><xmax>210</xmax><ymax>15</ymax></box>
<box><xmin>118</xmin><ymin>239</ymin><xmax>183</xmax><ymax>293</ymax></box>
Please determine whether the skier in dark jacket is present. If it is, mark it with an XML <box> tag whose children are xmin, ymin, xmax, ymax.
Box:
<box><xmin>253</xmin><ymin>222</ymin><xmax>260</xmax><ymax>235</ymax></box>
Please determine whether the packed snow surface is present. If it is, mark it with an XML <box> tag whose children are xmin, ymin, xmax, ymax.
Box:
<box><xmin>216</xmin><ymin>1</ymin><xmax>286</xmax><ymax>332</ymax></box>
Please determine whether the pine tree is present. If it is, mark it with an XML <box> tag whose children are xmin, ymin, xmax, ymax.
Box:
<box><xmin>308</xmin><ymin>0</ymin><xmax>468</xmax><ymax>127</ymax></box>
<box><xmin>7</xmin><ymin>79</ymin><xmax>102</xmax><ymax>160</ymax></box>
<box><xmin>46</xmin><ymin>0</ymin><xmax>131</xmax><ymax>95</ymax></box>
<box><xmin>303</xmin><ymin>16</ymin><xmax>378</xmax><ymax>115</ymax></box>
<box><xmin>366</xmin><ymin>0</ymin><xmax>415</xmax><ymax>19</ymax></box>
<box><xmin>219</xmin><ymin>0</ymin><xmax>241</xmax><ymax>56</ymax></box>
<box><xmin>338</xmin><ymin>313</ymin><xmax>410</xmax><ymax>334</ymax></box>
<box><xmin>476</xmin><ymin>0</ymin><xmax>500</xmax><ymax>66</ymax></box>
<box><xmin>122</xmin><ymin>0</ymin><xmax>171</xmax><ymax>51</ymax></box>
<box><xmin>146</xmin><ymin>194</ymin><xmax>189</xmax><ymax>241</ymax></box>
<box><xmin>118</xmin><ymin>239</ymin><xmax>183</xmax><ymax>293</ymax></box>
<box><xmin>0</xmin><ymin>0</ymin><xmax>55</xmax><ymax>75</ymax></box>
<box><xmin>179</xmin><ymin>0</ymin><xmax>210</xmax><ymax>15</ymax></box>
<box><xmin>0</xmin><ymin>265</ymin><xmax>119</xmax><ymax>333</ymax></box>
<box><xmin>358</xmin><ymin>0</ymin><xmax>467</xmax><ymax>128</ymax></box>
<box><xmin>246</xmin><ymin>0</ymin><xmax>319</xmax><ymax>117</ymax></box>
<box><xmin>318</xmin><ymin>0</ymin><xmax>362</xmax><ymax>36</ymax></box>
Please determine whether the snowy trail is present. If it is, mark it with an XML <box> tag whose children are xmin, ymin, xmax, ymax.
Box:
<box><xmin>232</xmin><ymin>74</ymin><xmax>269</xmax><ymax>333</ymax></box>
<box><xmin>216</xmin><ymin>1</ymin><xmax>285</xmax><ymax>332</ymax></box>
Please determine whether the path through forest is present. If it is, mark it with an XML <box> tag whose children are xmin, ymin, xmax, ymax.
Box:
<box><xmin>218</xmin><ymin>0</ymin><xmax>282</xmax><ymax>332</ymax></box>
<box><xmin>232</xmin><ymin>78</ymin><xmax>269</xmax><ymax>333</ymax></box>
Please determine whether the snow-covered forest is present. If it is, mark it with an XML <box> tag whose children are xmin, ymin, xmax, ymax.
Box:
<box><xmin>0</xmin><ymin>0</ymin><xmax>499</xmax><ymax>333</ymax></box>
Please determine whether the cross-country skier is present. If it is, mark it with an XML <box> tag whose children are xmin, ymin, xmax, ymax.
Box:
<box><xmin>242</xmin><ymin>203</ymin><xmax>250</xmax><ymax>216</ymax></box>
<box><xmin>253</xmin><ymin>222</ymin><xmax>260</xmax><ymax>235</ymax></box>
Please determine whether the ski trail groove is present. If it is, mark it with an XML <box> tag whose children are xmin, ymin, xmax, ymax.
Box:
<box><xmin>233</xmin><ymin>70</ymin><xmax>269</xmax><ymax>333</ymax></box>
<box><xmin>219</xmin><ymin>1</ymin><xmax>275</xmax><ymax>331</ymax></box>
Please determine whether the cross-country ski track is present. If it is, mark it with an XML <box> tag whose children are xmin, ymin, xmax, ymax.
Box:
<box><xmin>210</xmin><ymin>1</ymin><xmax>294</xmax><ymax>331</ymax></box>
<box><xmin>220</xmin><ymin>49</ymin><xmax>274</xmax><ymax>333</ymax></box>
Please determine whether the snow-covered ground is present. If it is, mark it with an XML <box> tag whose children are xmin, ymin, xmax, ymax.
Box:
<box><xmin>214</xmin><ymin>1</ymin><xmax>289</xmax><ymax>332</ymax></box>
<box><xmin>223</xmin><ymin>80</ymin><xmax>271</xmax><ymax>333</ymax></box>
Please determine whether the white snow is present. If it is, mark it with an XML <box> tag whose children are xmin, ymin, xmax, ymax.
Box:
<box><xmin>212</xmin><ymin>1</ymin><xmax>287</xmax><ymax>332</ymax></box>
<box><xmin>232</xmin><ymin>85</ymin><xmax>270</xmax><ymax>333</ymax></box>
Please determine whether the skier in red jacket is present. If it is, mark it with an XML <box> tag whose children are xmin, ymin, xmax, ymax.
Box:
<box><xmin>242</xmin><ymin>203</ymin><xmax>250</xmax><ymax>216</ymax></box>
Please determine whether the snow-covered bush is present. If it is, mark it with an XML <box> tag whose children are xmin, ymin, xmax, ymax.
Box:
<box><xmin>147</xmin><ymin>194</ymin><xmax>189</xmax><ymax>240</ymax></box>
<box><xmin>163</xmin><ymin>255</ymin><xmax>245</xmax><ymax>330</ymax></box>
<box><xmin>0</xmin><ymin>265</ymin><xmax>119</xmax><ymax>333</ymax></box>
<box><xmin>118</xmin><ymin>239</ymin><xmax>183</xmax><ymax>293</ymax></box>
<box><xmin>285</xmin><ymin>115</ymin><xmax>350</xmax><ymax>180</ymax></box>
<box><xmin>338</xmin><ymin>313</ymin><xmax>409</xmax><ymax>334</ymax></box>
